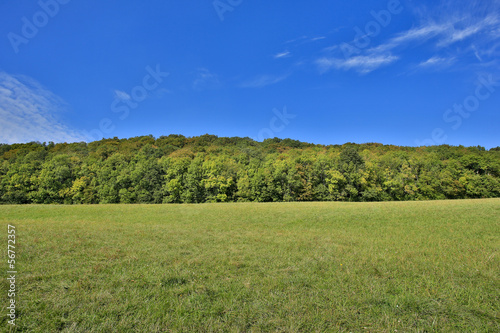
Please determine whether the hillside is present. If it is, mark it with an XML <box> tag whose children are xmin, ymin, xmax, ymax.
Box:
<box><xmin>0</xmin><ymin>135</ymin><xmax>499</xmax><ymax>204</ymax></box>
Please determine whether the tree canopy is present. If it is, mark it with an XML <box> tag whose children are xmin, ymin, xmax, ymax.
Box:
<box><xmin>0</xmin><ymin>135</ymin><xmax>498</xmax><ymax>204</ymax></box>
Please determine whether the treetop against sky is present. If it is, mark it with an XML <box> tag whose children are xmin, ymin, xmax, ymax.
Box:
<box><xmin>0</xmin><ymin>0</ymin><xmax>499</xmax><ymax>148</ymax></box>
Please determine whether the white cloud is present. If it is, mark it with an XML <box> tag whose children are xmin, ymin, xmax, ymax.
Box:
<box><xmin>436</xmin><ymin>15</ymin><xmax>500</xmax><ymax>47</ymax></box>
<box><xmin>285</xmin><ymin>35</ymin><xmax>328</xmax><ymax>48</ymax></box>
<box><xmin>317</xmin><ymin>9</ymin><xmax>500</xmax><ymax>75</ymax></box>
<box><xmin>154</xmin><ymin>88</ymin><xmax>173</xmax><ymax>98</ymax></box>
<box><xmin>240</xmin><ymin>74</ymin><xmax>289</xmax><ymax>88</ymax></box>
<box><xmin>285</xmin><ymin>36</ymin><xmax>308</xmax><ymax>44</ymax></box>
<box><xmin>418</xmin><ymin>56</ymin><xmax>456</xmax><ymax>69</ymax></box>
<box><xmin>471</xmin><ymin>44</ymin><xmax>483</xmax><ymax>61</ymax></box>
<box><xmin>274</xmin><ymin>51</ymin><xmax>291</xmax><ymax>59</ymax></box>
<box><xmin>0</xmin><ymin>72</ymin><xmax>87</xmax><ymax>144</ymax></box>
<box><xmin>369</xmin><ymin>23</ymin><xmax>448</xmax><ymax>54</ymax></box>
<box><xmin>317</xmin><ymin>55</ymin><xmax>399</xmax><ymax>74</ymax></box>
<box><xmin>192</xmin><ymin>68</ymin><xmax>220</xmax><ymax>91</ymax></box>
<box><xmin>317</xmin><ymin>23</ymin><xmax>446</xmax><ymax>74</ymax></box>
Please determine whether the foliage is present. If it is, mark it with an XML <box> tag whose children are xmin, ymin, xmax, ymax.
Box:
<box><xmin>0</xmin><ymin>135</ymin><xmax>499</xmax><ymax>204</ymax></box>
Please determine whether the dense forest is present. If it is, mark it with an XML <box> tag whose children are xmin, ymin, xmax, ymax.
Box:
<box><xmin>0</xmin><ymin>134</ymin><xmax>499</xmax><ymax>204</ymax></box>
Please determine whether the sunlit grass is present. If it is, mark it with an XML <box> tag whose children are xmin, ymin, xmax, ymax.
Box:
<box><xmin>1</xmin><ymin>199</ymin><xmax>499</xmax><ymax>332</ymax></box>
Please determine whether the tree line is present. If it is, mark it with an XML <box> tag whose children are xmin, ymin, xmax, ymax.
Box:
<box><xmin>0</xmin><ymin>134</ymin><xmax>499</xmax><ymax>204</ymax></box>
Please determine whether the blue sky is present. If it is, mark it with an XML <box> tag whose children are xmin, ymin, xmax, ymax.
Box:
<box><xmin>0</xmin><ymin>0</ymin><xmax>499</xmax><ymax>148</ymax></box>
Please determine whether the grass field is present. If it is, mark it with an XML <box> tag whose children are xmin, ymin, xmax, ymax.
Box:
<box><xmin>1</xmin><ymin>199</ymin><xmax>499</xmax><ymax>332</ymax></box>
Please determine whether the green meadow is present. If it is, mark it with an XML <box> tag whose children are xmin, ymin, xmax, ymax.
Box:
<box><xmin>1</xmin><ymin>199</ymin><xmax>499</xmax><ymax>332</ymax></box>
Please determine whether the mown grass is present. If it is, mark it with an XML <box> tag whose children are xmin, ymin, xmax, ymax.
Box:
<box><xmin>0</xmin><ymin>199</ymin><xmax>499</xmax><ymax>332</ymax></box>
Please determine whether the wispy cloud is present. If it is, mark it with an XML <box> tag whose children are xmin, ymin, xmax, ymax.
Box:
<box><xmin>0</xmin><ymin>72</ymin><xmax>86</xmax><ymax>144</ymax></box>
<box><xmin>285</xmin><ymin>36</ymin><xmax>308</xmax><ymax>44</ymax></box>
<box><xmin>155</xmin><ymin>88</ymin><xmax>173</xmax><ymax>98</ymax></box>
<box><xmin>418</xmin><ymin>56</ymin><xmax>456</xmax><ymax>69</ymax></box>
<box><xmin>472</xmin><ymin>41</ymin><xmax>500</xmax><ymax>61</ymax></box>
<box><xmin>317</xmin><ymin>55</ymin><xmax>399</xmax><ymax>74</ymax></box>
<box><xmin>240</xmin><ymin>74</ymin><xmax>289</xmax><ymax>88</ymax></box>
<box><xmin>192</xmin><ymin>68</ymin><xmax>220</xmax><ymax>91</ymax></box>
<box><xmin>471</xmin><ymin>45</ymin><xmax>483</xmax><ymax>62</ymax></box>
<box><xmin>369</xmin><ymin>23</ymin><xmax>449</xmax><ymax>55</ymax></box>
<box><xmin>285</xmin><ymin>35</ymin><xmax>328</xmax><ymax>47</ymax></box>
<box><xmin>317</xmin><ymin>23</ymin><xmax>447</xmax><ymax>74</ymax></box>
<box><xmin>274</xmin><ymin>51</ymin><xmax>291</xmax><ymax>59</ymax></box>
<box><xmin>416</xmin><ymin>55</ymin><xmax>457</xmax><ymax>71</ymax></box>
<box><xmin>437</xmin><ymin>15</ymin><xmax>499</xmax><ymax>47</ymax></box>
<box><xmin>317</xmin><ymin>8</ymin><xmax>500</xmax><ymax>75</ymax></box>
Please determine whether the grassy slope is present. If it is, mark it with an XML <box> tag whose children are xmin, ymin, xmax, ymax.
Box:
<box><xmin>0</xmin><ymin>199</ymin><xmax>499</xmax><ymax>332</ymax></box>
